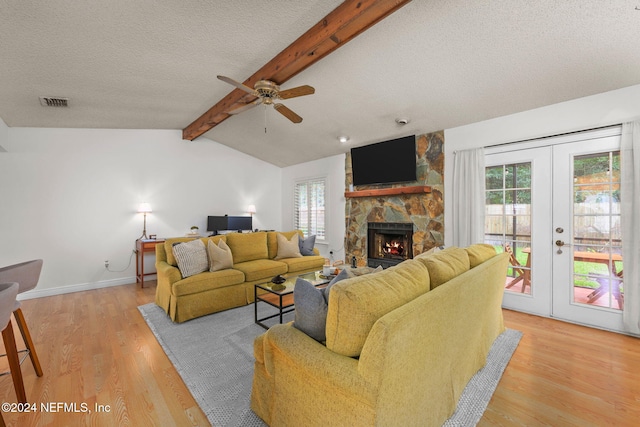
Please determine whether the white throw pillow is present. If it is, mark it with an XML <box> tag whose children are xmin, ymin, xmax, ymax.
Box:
<box><xmin>275</xmin><ymin>233</ymin><xmax>302</xmax><ymax>260</ymax></box>
<box><xmin>172</xmin><ymin>239</ymin><xmax>209</xmax><ymax>278</ymax></box>
<box><xmin>208</xmin><ymin>239</ymin><xmax>234</xmax><ymax>272</ymax></box>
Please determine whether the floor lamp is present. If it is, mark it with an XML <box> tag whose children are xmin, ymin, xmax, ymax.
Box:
<box><xmin>137</xmin><ymin>202</ymin><xmax>152</xmax><ymax>240</ymax></box>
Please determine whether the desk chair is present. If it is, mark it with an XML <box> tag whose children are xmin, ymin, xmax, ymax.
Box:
<box><xmin>0</xmin><ymin>260</ymin><xmax>44</xmax><ymax>378</ymax></box>
<box><xmin>0</xmin><ymin>282</ymin><xmax>26</xmax><ymax>403</ymax></box>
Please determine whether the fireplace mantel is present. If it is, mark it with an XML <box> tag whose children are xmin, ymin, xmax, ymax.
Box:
<box><xmin>344</xmin><ymin>185</ymin><xmax>432</xmax><ymax>198</ymax></box>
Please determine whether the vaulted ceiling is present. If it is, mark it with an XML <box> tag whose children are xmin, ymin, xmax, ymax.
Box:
<box><xmin>2</xmin><ymin>1</ymin><xmax>640</xmax><ymax>167</ymax></box>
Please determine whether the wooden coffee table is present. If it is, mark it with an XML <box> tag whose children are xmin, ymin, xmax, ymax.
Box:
<box><xmin>254</xmin><ymin>271</ymin><xmax>330</xmax><ymax>329</ymax></box>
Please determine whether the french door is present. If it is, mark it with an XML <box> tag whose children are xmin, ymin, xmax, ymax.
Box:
<box><xmin>485</xmin><ymin>128</ymin><xmax>624</xmax><ymax>332</ymax></box>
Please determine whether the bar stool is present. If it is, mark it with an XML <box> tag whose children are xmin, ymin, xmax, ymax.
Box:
<box><xmin>0</xmin><ymin>282</ymin><xmax>26</xmax><ymax>403</ymax></box>
<box><xmin>0</xmin><ymin>260</ymin><xmax>44</xmax><ymax>378</ymax></box>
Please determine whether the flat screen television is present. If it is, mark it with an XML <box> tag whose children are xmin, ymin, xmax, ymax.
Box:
<box><xmin>350</xmin><ymin>135</ymin><xmax>416</xmax><ymax>186</ymax></box>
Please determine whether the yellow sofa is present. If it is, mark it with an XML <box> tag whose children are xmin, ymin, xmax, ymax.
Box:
<box><xmin>155</xmin><ymin>230</ymin><xmax>325</xmax><ymax>323</ymax></box>
<box><xmin>251</xmin><ymin>245</ymin><xmax>509</xmax><ymax>426</ymax></box>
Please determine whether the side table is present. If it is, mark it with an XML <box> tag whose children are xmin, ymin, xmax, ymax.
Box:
<box><xmin>135</xmin><ymin>238</ymin><xmax>165</xmax><ymax>288</ymax></box>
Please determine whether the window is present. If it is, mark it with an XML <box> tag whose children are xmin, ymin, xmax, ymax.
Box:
<box><xmin>294</xmin><ymin>178</ymin><xmax>326</xmax><ymax>240</ymax></box>
<box><xmin>485</xmin><ymin>162</ymin><xmax>532</xmax><ymax>294</ymax></box>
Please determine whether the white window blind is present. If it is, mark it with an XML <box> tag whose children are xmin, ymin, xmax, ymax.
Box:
<box><xmin>294</xmin><ymin>178</ymin><xmax>326</xmax><ymax>239</ymax></box>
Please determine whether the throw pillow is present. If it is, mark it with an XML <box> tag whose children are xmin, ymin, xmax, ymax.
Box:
<box><xmin>323</xmin><ymin>267</ymin><xmax>354</xmax><ymax>302</ymax></box>
<box><xmin>417</xmin><ymin>247</ymin><xmax>470</xmax><ymax>289</ymax></box>
<box><xmin>172</xmin><ymin>239</ymin><xmax>209</xmax><ymax>278</ymax></box>
<box><xmin>298</xmin><ymin>234</ymin><xmax>316</xmax><ymax>256</ymax></box>
<box><xmin>293</xmin><ymin>278</ymin><xmax>328</xmax><ymax>342</ymax></box>
<box><xmin>208</xmin><ymin>239</ymin><xmax>233</xmax><ymax>272</ymax></box>
<box><xmin>465</xmin><ymin>243</ymin><xmax>496</xmax><ymax>268</ymax></box>
<box><xmin>275</xmin><ymin>233</ymin><xmax>302</xmax><ymax>260</ymax></box>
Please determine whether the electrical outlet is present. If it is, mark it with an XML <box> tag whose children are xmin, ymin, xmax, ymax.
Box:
<box><xmin>104</xmin><ymin>260</ymin><xmax>109</xmax><ymax>269</ymax></box>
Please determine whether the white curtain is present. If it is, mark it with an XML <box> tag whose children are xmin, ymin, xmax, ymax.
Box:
<box><xmin>452</xmin><ymin>148</ymin><xmax>485</xmax><ymax>247</ymax></box>
<box><xmin>621</xmin><ymin>121</ymin><xmax>640</xmax><ymax>335</ymax></box>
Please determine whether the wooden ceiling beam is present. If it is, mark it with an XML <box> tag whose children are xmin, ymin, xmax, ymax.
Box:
<box><xmin>182</xmin><ymin>0</ymin><xmax>412</xmax><ymax>141</ymax></box>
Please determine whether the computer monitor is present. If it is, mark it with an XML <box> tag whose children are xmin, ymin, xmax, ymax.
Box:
<box><xmin>227</xmin><ymin>216</ymin><xmax>252</xmax><ymax>231</ymax></box>
<box><xmin>207</xmin><ymin>215</ymin><xmax>252</xmax><ymax>233</ymax></box>
<box><xmin>207</xmin><ymin>216</ymin><xmax>228</xmax><ymax>232</ymax></box>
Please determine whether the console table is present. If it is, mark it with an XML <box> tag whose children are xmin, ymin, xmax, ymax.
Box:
<box><xmin>135</xmin><ymin>238</ymin><xmax>165</xmax><ymax>287</ymax></box>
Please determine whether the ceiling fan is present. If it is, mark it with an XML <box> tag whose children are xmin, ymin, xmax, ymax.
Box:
<box><xmin>217</xmin><ymin>75</ymin><xmax>315</xmax><ymax>123</ymax></box>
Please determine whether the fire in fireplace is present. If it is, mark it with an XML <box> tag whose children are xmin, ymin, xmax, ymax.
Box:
<box><xmin>367</xmin><ymin>222</ymin><xmax>413</xmax><ymax>269</ymax></box>
<box><xmin>383</xmin><ymin>239</ymin><xmax>405</xmax><ymax>257</ymax></box>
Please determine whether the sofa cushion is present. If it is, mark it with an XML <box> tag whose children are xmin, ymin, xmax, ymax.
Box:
<box><xmin>293</xmin><ymin>266</ymin><xmax>368</xmax><ymax>342</ymax></box>
<box><xmin>164</xmin><ymin>235</ymin><xmax>225</xmax><ymax>267</ymax></box>
<box><xmin>322</xmin><ymin>267</ymin><xmax>353</xmax><ymax>301</ymax></box>
<box><xmin>208</xmin><ymin>239</ymin><xmax>234</xmax><ymax>272</ymax></box>
<box><xmin>325</xmin><ymin>259</ymin><xmax>430</xmax><ymax>357</ymax></box>
<box><xmin>171</xmin><ymin>269</ymin><xmax>245</xmax><ymax>297</ymax></box>
<box><xmin>279</xmin><ymin>255</ymin><xmax>325</xmax><ymax>274</ymax></box>
<box><xmin>172</xmin><ymin>239</ymin><xmax>209</xmax><ymax>278</ymax></box>
<box><xmin>275</xmin><ymin>233</ymin><xmax>302</xmax><ymax>260</ymax></box>
<box><xmin>298</xmin><ymin>234</ymin><xmax>316</xmax><ymax>256</ymax></box>
<box><xmin>465</xmin><ymin>244</ymin><xmax>497</xmax><ymax>268</ymax></box>
<box><xmin>415</xmin><ymin>246</ymin><xmax>471</xmax><ymax>289</ymax></box>
<box><xmin>322</xmin><ymin>266</ymin><xmax>383</xmax><ymax>304</ymax></box>
<box><xmin>226</xmin><ymin>232</ymin><xmax>268</xmax><ymax>264</ymax></box>
<box><xmin>293</xmin><ymin>277</ymin><xmax>328</xmax><ymax>341</ymax></box>
<box><xmin>267</xmin><ymin>230</ymin><xmax>301</xmax><ymax>259</ymax></box>
<box><xmin>233</xmin><ymin>259</ymin><xmax>288</xmax><ymax>282</ymax></box>
<box><xmin>349</xmin><ymin>265</ymin><xmax>383</xmax><ymax>276</ymax></box>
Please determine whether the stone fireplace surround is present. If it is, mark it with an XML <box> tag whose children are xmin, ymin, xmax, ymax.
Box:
<box><xmin>344</xmin><ymin>131</ymin><xmax>444</xmax><ymax>267</ymax></box>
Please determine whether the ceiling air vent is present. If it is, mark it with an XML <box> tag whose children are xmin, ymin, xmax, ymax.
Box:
<box><xmin>39</xmin><ymin>96</ymin><xmax>69</xmax><ymax>107</ymax></box>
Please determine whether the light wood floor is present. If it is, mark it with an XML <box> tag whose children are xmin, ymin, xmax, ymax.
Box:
<box><xmin>1</xmin><ymin>282</ymin><xmax>639</xmax><ymax>426</ymax></box>
<box><xmin>0</xmin><ymin>281</ymin><xmax>209</xmax><ymax>427</ymax></box>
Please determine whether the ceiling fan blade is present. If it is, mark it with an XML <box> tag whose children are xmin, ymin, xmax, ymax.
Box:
<box><xmin>228</xmin><ymin>98</ymin><xmax>262</xmax><ymax>115</ymax></box>
<box><xmin>278</xmin><ymin>85</ymin><xmax>315</xmax><ymax>99</ymax></box>
<box><xmin>273</xmin><ymin>103</ymin><xmax>303</xmax><ymax>123</ymax></box>
<box><xmin>217</xmin><ymin>75</ymin><xmax>256</xmax><ymax>95</ymax></box>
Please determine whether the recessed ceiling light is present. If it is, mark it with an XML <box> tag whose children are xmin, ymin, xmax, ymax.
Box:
<box><xmin>395</xmin><ymin>117</ymin><xmax>410</xmax><ymax>125</ymax></box>
<box><xmin>338</xmin><ymin>136</ymin><xmax>350</xmax><ymax>143</ymax></box>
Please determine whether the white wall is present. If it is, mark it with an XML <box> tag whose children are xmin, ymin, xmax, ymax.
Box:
<box><xmin>443</xmin><ymin>84</ymin><xmax>640</xmax><ymax>246</ymax></box>
<box><xmin>0</xmin><ymin>127</ymin><xmax>282</xmax><ymax>297</ymax></box>
<box><xmin>5</xmin><ymin>85</ymin><xmax>639</xmax><ymax>297</ymax></box>
<box><xmin>281</xmin><ymin>154</ymin><xmax>346</xmax><ymax>262</ymax></box>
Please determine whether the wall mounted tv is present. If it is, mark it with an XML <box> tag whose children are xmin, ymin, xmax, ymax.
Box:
<box><xmin>207</xmin><ymin>215</ymin><xmax>252</xmax><ymax>233</ymax></box>
<box><xmin>350</xmin><ymin>135</ymin><xmax>416</xmax><ymax>186</ymax></box>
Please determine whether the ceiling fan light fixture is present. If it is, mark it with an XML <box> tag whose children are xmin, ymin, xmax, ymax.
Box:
<box><xmin>217</xmin><ymin>75</ymin><xmax>314</xmax><ymax>124</ymax></box>
<box><xmin>338</xmin><ymin>136</ymin><xmax>350</xmax><ymax>143</ymax></box>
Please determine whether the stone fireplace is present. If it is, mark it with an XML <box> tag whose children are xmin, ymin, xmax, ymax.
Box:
<box><xmin>344</xmin><ymin>131</ymin><xmax>444</xmax><ymax>267</ymax></box>
<box><xmin>367</xmin><ymin>222</ymin><xmax>414</xmax><ymax>269</ymax></box>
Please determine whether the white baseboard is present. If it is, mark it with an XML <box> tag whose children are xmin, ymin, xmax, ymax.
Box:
<box><xmin>17</xmin><ymin>276</ymin><xmax>136</xmax><ymax>301</ymax></box>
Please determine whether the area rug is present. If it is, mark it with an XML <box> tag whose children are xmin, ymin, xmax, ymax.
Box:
<box><xmin>139</xmin><ymin>303</ymin><xmax>522</xmax><ymax>427</ymax></box>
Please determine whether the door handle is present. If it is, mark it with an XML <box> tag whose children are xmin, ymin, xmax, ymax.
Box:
<box><xmin>555</xmin><ymin>240</ymin><xmax>571</xmax><ymax>254</ymax></box>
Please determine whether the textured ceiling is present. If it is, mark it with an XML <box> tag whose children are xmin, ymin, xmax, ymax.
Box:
<box><xmin>2</xmin><ymin>1</ymin><xmax>640</xmax><ymax>166</ymax></box>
